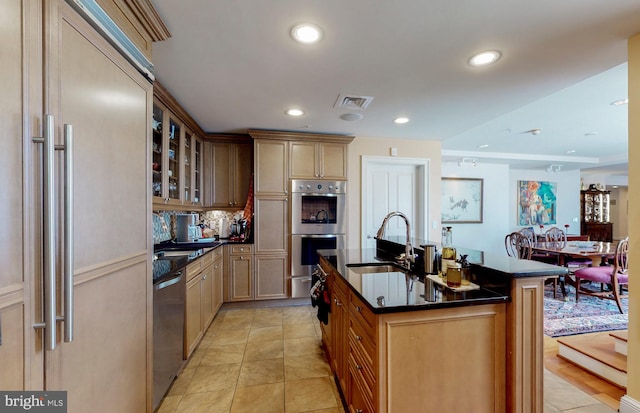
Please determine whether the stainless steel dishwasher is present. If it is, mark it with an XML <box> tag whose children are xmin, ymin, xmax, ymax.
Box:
<box><xmin>152</xmin><ymin>260</ymin><xmax>186</xmax><ymax>411</ymax></box>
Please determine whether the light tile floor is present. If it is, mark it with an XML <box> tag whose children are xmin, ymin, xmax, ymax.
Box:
<box><xmin>158</xmin><ymin>304</ymin><xmax>617</xmax><ymax>413</ymax></box>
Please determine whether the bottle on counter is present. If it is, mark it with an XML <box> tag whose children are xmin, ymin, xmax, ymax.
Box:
<box><xmin>446</xmin><ymin>261</ymin><xmax>462</xmax><ymax>287</ymax></box>
<box><xmin>441</xmin><ymin>226</ymin><xmax>456</xmax><ymax>277</ymax></box>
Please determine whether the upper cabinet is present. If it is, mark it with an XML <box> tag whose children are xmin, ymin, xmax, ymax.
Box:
<box><xmin>290</xmin><ymin>141</ymin><xmax>348</xmax><ymax>180</ymax></box>
<box><xmin>153</xmin><ymin>81</ymin><xmax>204</xmax><ymax>209</ymax></box>
<box><xmin>204</xmin><ymin>137</ymin><xmax>253</xmax><ymax>209</ymax></box>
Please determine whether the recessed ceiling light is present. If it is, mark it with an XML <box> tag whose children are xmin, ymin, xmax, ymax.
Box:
<box><xmin>285</xmin><ymin>108</ymin><xmax>304</xmax><ymax>117</ymax></box>
<box><xmin>394</xmin><ymin>117</ymin><xmax>409</xmax><ymax>124</ymax></box>
<box><xmin>478</xmin><ymin>144</ymin><xmax>489</xmax><ymax>149</ymax></box>
<box><xmin>291</xmin><ymin>24</ymin><xmax>323</xmax><ymax>44</ymax></box>
<box><xmin>527</xmin><ymin>128</ymin><xmax>542</xmax><ymax>135</ymax></box>
<box><xmin>468</xmin><ymin>50</ymin><xmax>502</xmax><ymax>67</ymax></box>
<box><xmin>566</xmin><ymin>149</ymin><xmax>576</xmax><ymax>154</ymax></box>
<box><xmin>584</xmin><ymin>131</ymin><xmax>599</xmax><ymax>136</ymax></box>
<box><xmin>610</xmin><ymin>98</ymin><xmax>628</xmax><ymax>106</ymax></box>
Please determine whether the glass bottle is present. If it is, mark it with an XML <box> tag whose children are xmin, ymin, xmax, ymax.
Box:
<box><xmin>441</xmin><ymin>226</ymin><xmax>456</xmax><ymax>277</ymax></box>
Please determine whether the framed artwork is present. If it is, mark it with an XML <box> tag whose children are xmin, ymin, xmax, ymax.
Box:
<box><xmin>441</xmin><ymin>178</ymin><xmax>483</xmax><ymax>223</ymax></box>
<box><xmin>517</xmin><ymin>180</ymin><xmax>557</xmax><ymax>225</ymax></box>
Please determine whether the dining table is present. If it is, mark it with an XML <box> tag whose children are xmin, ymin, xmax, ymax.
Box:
<box><xmin>531</xmin><ymin>240</ymin><xmax>618</xmax><ymax>297</ymax></box>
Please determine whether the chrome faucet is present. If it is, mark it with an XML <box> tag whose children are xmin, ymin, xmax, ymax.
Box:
<box><xmin>375</xmin><ymin>211</ymin><xmax>415</xmax><ymax>268</ymax></box>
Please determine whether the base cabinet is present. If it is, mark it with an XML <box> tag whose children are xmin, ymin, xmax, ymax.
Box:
<box><xmin>184</xmin><ymin>251</ymin><xmax>216</xmax><ymax>358</ymax></box>
<box><xmin>255</xmin><ymin>254</ymin><xmax>288</xmax><ymax>300</ymax></box>
<box><xmin>226</xmin><ymin>244</ymin><xmax>255</xmax><ymax>301</ymax></box>
<box><xmin>319</xmin><ymin>257</ymin><xmax>507</xmax><ymax>413</ymax></box>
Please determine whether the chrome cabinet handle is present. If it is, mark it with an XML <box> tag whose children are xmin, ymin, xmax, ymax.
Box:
<box><xmin>356</xmin><ymin>335</ymin><xmax>362</xmax><ymax>341</ymax></box>
<box><xmin>63</xmin><ymin>124</ymin><xmax>74</xmax><ymax>343</ymax></box>
<box><xmin>356</xmin><ymin>306</ymin><xmax>362</xmax><ymax>312</ymax></box>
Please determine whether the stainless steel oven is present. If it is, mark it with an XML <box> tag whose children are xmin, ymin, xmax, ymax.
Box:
<box><xmin>291</xmin><ymin>179</ymin><xmax>346</xmax><ymax>235</ymax></box>
<box><xmin>291</xmin><ymin>234</ymin><xmax>345</xmax><ymax>297</ymax></box>
<box><xmin>290</xmin><ymin>179</ymin><xmax>347</xmax><ymax>297</ymax></box>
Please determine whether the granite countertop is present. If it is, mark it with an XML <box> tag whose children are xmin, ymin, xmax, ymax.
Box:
<box><xmin>152</xmin><ymin>242</ymin><xmax>225</xmax><ymax>283</ymax></box>
<box><xmin>317</xmin><ymin>248</ymin><xmax>510</xmax><ymax>314</ymax></box>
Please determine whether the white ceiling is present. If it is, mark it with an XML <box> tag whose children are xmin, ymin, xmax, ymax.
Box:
<box><xmin>150</xmin><ymin>0</ymin><xmax>640</xmax><ymax>177</ymax></box>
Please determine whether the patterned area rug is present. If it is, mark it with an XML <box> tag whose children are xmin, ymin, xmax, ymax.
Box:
<box><xmin>544</xmin><ymin>286</ymin><xmax>628</xmax><ymax>337</ymax></box>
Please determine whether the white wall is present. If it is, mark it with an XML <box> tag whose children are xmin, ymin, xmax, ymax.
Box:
<box><xmin>441</xmin><ymin>162</ymin><xmax>510</xmax><ymax>256</ymax></box>
<box><xmin>441</xmin><ymin>163</ymin><xmax>582</xmax><ymax>256</ymax></box>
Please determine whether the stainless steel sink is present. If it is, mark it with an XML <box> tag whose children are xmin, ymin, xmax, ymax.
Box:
<box><xmin>346</xmin><ymin>264</ymin><xmax>401</xmax><ymax>274</ymax></box>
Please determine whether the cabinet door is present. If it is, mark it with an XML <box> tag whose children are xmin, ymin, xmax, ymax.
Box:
<box><xmin>167</xmin><ymin>117</ymin><xmax>182</xmax><ymax>204</ymax></box>
<box><xmin>290</xmin><ymin>141</ymin><xmax>318</xmax><ymax>178</ymax></box>
<box><xmin>193</xmin><ymin>137</ymin><xmax>203</xmax><ymax>206</ymax></box>
<box><xmin>43</xmin><ymin>2</ymin><xmax>151</xmax><ymax>410</ymax></box>
<box><xmin>201</xmin><ymin>265</ymin><xmax>214</xmax><ymax>328</ymax></box>
<box><xmin>152</xmin><ymin>103</ymin><xmax>165</xmax><ymax>201</ymax></box>
<box><xmin>320</xmin><ymin>143</ymin><xmax>348</xmax><ymax>180</ymax></box>
<box><xmin>254</xmin><ymin>197</ymin><xmax>288</xmax><ymax>254</ymax></box>
<box><xmin>229</xmin><ymin>255</ymin><xmax>254</xmax><ymax>301</ymax></box>
<box><xmin>183</xmin><ymin>130</ymin><xmax>193</xmax><ymax>204</ymax></box>
<box><xmin>211</xmin><ymin>142</ymin><xmax>233</xmax><ymax>207</ymax></box>
<box><xmin>212</xmin><ymin>255</ymin><xmax>224</xmax><ymax>314</ymax></box>
<box><xmin>254</xmin><ymin>254</ymin><xmax>288</xmax><ymax>300</ymax></box>
<box><xmin>185</xmin><ymin>275</ymin><xmax>203</xmax><ymax>357</ymax></box>
<box><xmin>254</xmin><ymin>139</ymin><xmax>288</xmax><ymax>195</ymax></box>
<box><xmin>234</xmin><ymin>143</ymin><xmax>253</xmax><ymax>207</ymax></box>
<box><xmin>0</xmin><ymin>0</ymin><xmax>30</xmax><ymax>390</ymax></box>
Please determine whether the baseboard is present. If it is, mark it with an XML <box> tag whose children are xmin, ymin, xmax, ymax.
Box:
<box><xmin>620</xmin><ymin>395</ymin><xmax>640</xmax><ymax>413</ymax></box>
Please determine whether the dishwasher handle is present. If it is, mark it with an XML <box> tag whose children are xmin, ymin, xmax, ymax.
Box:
<box><xmin>155</xmin><ymin>272</ymin><xmax>183</xmax><ymax>291</ymax></box>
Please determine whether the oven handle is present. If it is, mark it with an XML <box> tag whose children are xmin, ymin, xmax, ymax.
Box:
<box><xmin>295</xmin><ymin>234</ymin><xmax>342</xmax><ymax>238</ymax></box>
<box><xmin>155</xmin><ymin>272</ymin><xmax>183</xmax><ymax>291</ymax></box>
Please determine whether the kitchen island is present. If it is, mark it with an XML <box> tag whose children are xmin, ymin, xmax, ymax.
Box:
<box><xmin>316</xmin><ymin>241</ymin><xmax>567</xmax><ymax>413</ymax></box>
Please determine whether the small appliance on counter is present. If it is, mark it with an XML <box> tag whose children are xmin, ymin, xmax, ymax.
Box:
<box><xmin>176</xmin><ymin>213</ymin><xmax>201</xmax><ymax>242</ymax></box>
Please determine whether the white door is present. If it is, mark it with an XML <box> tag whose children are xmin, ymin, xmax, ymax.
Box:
<box><xmin>361</xmin><ymin>156</ymin><xmax>428</xmax><ymax>249</ymax></box>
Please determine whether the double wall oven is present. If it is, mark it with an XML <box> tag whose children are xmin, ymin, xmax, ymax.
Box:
<box><xmin>291</xmin><ymin>179</ymin><xmax>346</xmax><ymax>297</ymax></box>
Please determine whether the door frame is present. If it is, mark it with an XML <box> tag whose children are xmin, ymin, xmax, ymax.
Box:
<box><xmin>361</xmin><ymin>156</ymin><xmax>429</xmax><ymax>249</ymax></box>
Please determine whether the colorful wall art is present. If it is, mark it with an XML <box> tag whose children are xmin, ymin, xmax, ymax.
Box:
<box><xmin>517</xmin><ymin>180</ymin><xmax>557</xmax><ymax>225</ymax></box>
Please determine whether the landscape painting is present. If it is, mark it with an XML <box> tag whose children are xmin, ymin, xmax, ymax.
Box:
<box><xmin>518</xmin><ymin>180</ymin><xmax>557</xmax><ymax>225</ymax></box>
<box><xmin>441</xmin><ymin>178</ymin><xmax>483</xmax><ymax>223</ymax></box>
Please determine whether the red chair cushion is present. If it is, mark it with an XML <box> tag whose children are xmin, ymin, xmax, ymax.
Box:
<box><xmin>574</xmin><ymin>266</ymin><xmax>628</xmax><ymax>284</ymax></box>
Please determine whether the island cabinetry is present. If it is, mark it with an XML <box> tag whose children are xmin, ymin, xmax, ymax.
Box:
<box><xmin>185</xmin><ymin>251</ymin><xmax>215</xmax><ymax>358</ymax></box>
<box><xmin>204</xmin><ymin>137</ymin><xmax>252</xmax><ymax>209</ymax></box>
<box><xmin>289</xmin><ymin>141</ymin><xmax>348</xmax><ymax>180</ymax></box>
<box><xmin>225</xmin><ymin>244</ymin><xmax>255</xmax><ymax>302</ymax></box>
<box><xmin>318</xmin><ymin>257</ymin><xmax>507</xmax><ymax>413</ymax></box>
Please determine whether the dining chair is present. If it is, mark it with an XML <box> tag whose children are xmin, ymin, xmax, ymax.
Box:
<box><xmin>574</xmin><ymin>237</ymin><xmax>629</xmax><ymax>313</ymax></box>
<box><xmin>545</xmin><ymin>226</ymin><xmax>567</xmax><ymax>246</ymax></box>
<box><xmin>505</xmin><ymin>232</ymin><xmax>532</xmax><ymax>259</ymax></box>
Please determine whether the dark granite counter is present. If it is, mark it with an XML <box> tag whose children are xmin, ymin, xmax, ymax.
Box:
<box><xmin>152</xmin><ymin>242</ymin><xmax>225</xmax><ymax>284</ymax></box>
<box><xmin>317</xmin><ymin>248</ymin><xmax>509</xmax><ymax>314</ymax></box>
<box><xmin>317</xmin><ymin>237</ymin><xmax>568</xmax><ymax>314</ymax></box>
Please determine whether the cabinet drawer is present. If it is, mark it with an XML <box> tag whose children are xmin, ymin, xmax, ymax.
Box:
<box><xmin>349</xmin><ymin>319</ymin><xmax>375</xmax><ymax>373</ymax></box>
<box><xmin>212</xmin><ymin>246</ymin><xmax>224</xmax><ymax>259</ymax></box>
<box><xmin>348</xmin><ymin>338</ymin><xmax>375</xmax><ymax>392</ymax></box>
<box><xmin>348</xmin><ymin>353</ymin><xmax>375</xmax><ymax>413</ymax></box>
<box><xmin>229</xmin><ymin>244</ymin><xmax>253</xmax><ymax>255</ymax></box>
<box><xmin>186</xmin><ymin>252</ymin><xmax>215</xmax><ymax>280</ymax></box>
<box><xmin>349</xmin><ymin>291</ymin><xmax>375</xmax><ymax>334</ymax></box>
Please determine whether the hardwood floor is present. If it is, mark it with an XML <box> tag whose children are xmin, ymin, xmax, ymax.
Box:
<box><xmin>544</xmin><ymin>334</ymin><xmax>626</xmax><ymax>411</ymax></box>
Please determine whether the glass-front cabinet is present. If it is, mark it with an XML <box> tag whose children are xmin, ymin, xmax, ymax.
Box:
<box><xmin>152</xmin><ymin>100</ymin><xmax>203</xmax><ymax>207</ymax></box>
<box><xmin>581</xmin><ymin>190</ymin><xmax>610</xmax><ymax>223</ymax></box>
<box><xmin>152</xmin><ymin>104</ymin><xmax>164</xmax><ymax>198</ymax></box>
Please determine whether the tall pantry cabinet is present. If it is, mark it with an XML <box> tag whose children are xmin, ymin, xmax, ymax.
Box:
<box><xmin>1</xmin><ymin>1</ymin><xmax>162</xmax><ymax>411</ymax></box>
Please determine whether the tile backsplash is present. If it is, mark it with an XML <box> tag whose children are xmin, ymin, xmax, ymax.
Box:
<box><xmin>152</xmin><ymin>209</ymin><xmax>246</xmax><ymax>244</ymax></box>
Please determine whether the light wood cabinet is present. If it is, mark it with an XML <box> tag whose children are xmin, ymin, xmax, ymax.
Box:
<box><xmin>1</xmin><ymin>0</ymin><xmax>157</xmax><ymax>410</ymax></box>
<box><xmin>184</xmin><ymin>251</ymin><xmax>216</xmax><ymax>358</ymax></box>
<box><xmin>226</xmin><ymin>244</ymin><xmax>255</xmax><ymax>301</ymax></box>
<box><xmin>253</xmin><ymin>138</ymin><xmax>289</xmax><ymax>195</ymax></box>
<box><xmin>290</xmin><ymin>141</ymin><xmax>348</xmax><ymax>180</ymax></box>
<box><xmin>319</xmin><ymin>257</ymin><xmax>507</xmax><ymax>413</ymax></box>
<box><xmin>254</xmin><ymin>254</ymin><xmax>288</xmax><ymax>300</ymax></box>
<box><xmin>211</xmin><ymin>248</ymin><xmax>224</xmax><ymax>314</ymax></box>
<box><xmin>205</xmin><ymin>140</ymin><xmax>253</xmax><ymax>208</ymax></box>
<box><xmin>153</xmin><ymin>81</ymin><xmax>205</xmax><ymax>210</ymax></box>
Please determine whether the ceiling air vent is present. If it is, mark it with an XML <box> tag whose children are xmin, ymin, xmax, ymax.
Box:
<box><xmin>334</xmin><ymin>94</ymin><xmax>374</xmax><ymax>111</ymax></box>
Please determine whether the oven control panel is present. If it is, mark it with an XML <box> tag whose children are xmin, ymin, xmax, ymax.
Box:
<box><xmin>291</xmin><ymin>179</ymin><xmax>347</xmax><ymax>194</ymax></box>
